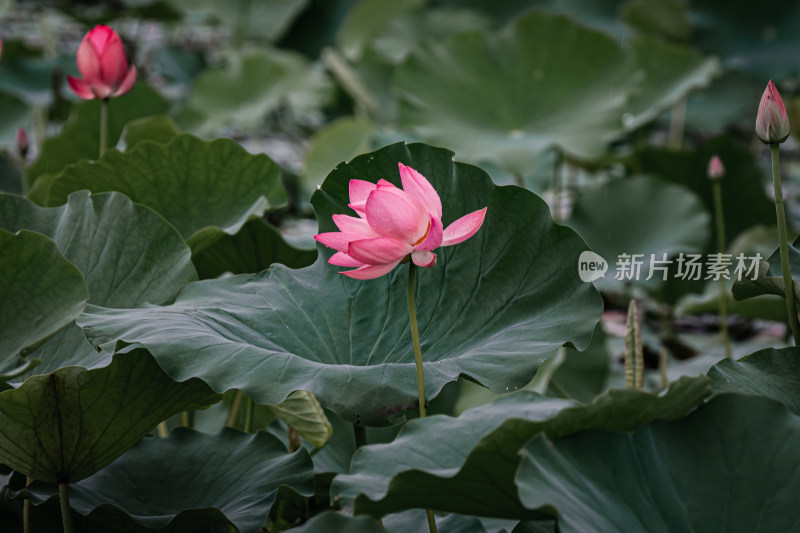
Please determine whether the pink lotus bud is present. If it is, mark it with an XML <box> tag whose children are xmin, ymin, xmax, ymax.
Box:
<box><xmin>315</xmin><ymin>163</ymin><xmax>487</xmax><ymax>280</ymax></box>
<box><xmin>15</xmin><ymin>127</ymin><xmax>29</xmax><ymax>158</ymax></box>
<box><xmin>66</xmin><ymin>25</ymin><xmax>137</xmax><ymax>100</ymax></box>
<box><xmin>755</xmin><ymin>80</ymin><xmax>790</xmax><ymax>144</ymax></box>
<box><xmin>707</xmin><ymin>155</ymin><xmax>724</xmax><ymax>180</ymax></box>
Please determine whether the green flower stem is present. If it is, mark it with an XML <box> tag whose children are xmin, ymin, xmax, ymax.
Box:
<box><xmin>24</xmin><ymin>476</ymin><xmax>32</xmax><ymax>533</ymax></box>
<box><xmin>667</xmin><ymin>96</ymin><xmax>687</xmax><ymax>150</ymax></box>
<box><xmin>180</xmin><ymin>411</ymin><xmax>191</xmax><ymax>428</ymax></box>
<box><xmin>658</xmin><ymin>349</ymin><xmax>669</xmax><ymax>390</ymax></box>
<box><xmin>226</xmin><ymin>389</ymin><xmax>244</xmax><ymax>427</ymax></box>
<box><xmin>770</xmin><ymin>144</ymin><xmax>800</xmax><ymax>346</ymax></box>
<box><xmin>19</xmin><ymin>157</ymin><xmax>27</xmax><ymax>196</ymax></box>
<box><xmin>712</xmin><ymin>180</ymin><xmax>732</xmax><ymax>358</ymax></box>
<box><xmin>406</xmin><ymin>262</ymin><xmax>438</xmax><ymax>533</ymax></box>
<box><xmin>244</xmin><ymin>395</ymin><xmax>254</xmax><ymax>433</ymax></box>
<box><xmin>99</xmin><ymin>98</ymin><xmax>109</xmax><ymax>158</ymax></box>
<box><xmin>407</xmin><ymin>263</ymin><xmax>427</xmax><ymax>418</ymax></box>
<box><xmin>59</xmin><ymin>482</ymin><xmax>73</xmax><ymax>533</ymax></box>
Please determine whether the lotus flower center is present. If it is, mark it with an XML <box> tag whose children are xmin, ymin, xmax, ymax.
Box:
<box><xmin>413</xmin><ymin>220</ymin><xmax>431</xmax><ymax>246</ymax></box>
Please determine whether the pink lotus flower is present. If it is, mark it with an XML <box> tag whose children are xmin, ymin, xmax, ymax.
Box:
<box><xmin>315</xmin><ymin>163</ymin><xmax>488</xmax><ymax>280</ymax></box>
<box><xmin>67</xmin><ymin>25</ymin><xmax>137</xmax><ymax>100</ymax></box>
<box><xmin>755</xmin><ymin>80</ymin><xmax>790</xmax><ymax>144</ymax></box>
<box><xmin>707</xmin><ymin>155</ymin><xmax>724</xmax><ymax>180</ymax></box>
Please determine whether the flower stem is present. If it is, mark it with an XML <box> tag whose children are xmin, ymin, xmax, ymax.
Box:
<box><xmin>24</xmin><ymin>476</ymin><xmax>32</xmax><ymax>533</ymax></box>
<box><xmin>406</xmin><ymin>263</ymin><xmax>438</xmax><ymax>533</ymax></box>
<box><xmin>244</xmin><ymin>395</ymin><xmax>254</xmax><ymax>433</ymax></box>
<box><xmin>226</xmin><ymin>389</ymin><xmax>244</xmax><ymax>427</ymax></box>
<box><xmin>99</xmin><ymin>98</ymin><xmax>108</xmax><ymax>157</ymax></box>
<box><xmin>667</xmin><ymin>96</ymin><xmax>687</xmax><ymax>150</ymax></box>
<box><xmin>770</xmin><ymin>144</ymin><xmax>800</xmax><ymax>346</ymax></box>
<box><xmin>407</xmin><ymin>263</ymin><xmax>427</xmax><ymax>418</ymax></box>
<box><xmin>19</xmin><ymin>154</ymin><xmax>27</xmax><ymax>196</ymax></box>
<box><xmin>712</xmin><ymin>180</ymin><xmax>732</xmax><ymax>358</ymax></box>
<box><xmin>59</xmin><ymin>482</ymin><xmax>73</xmax><ymax>533</ymax></box>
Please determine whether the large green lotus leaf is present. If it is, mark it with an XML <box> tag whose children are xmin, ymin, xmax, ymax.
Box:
<box><xmin>332</xmin><ymin>377</ymin><xmax>710</xmax><ymax>518</ymax></box>
<box><xmin>395</xmin><ymin>12</ymin><xmax>637</xmax><ymax>174</ymax></box>
<box><xmin>120</xmin><ymin>115</ymin><xmax>181</xmax><ymax>150</ymax></box>
<box><xmin>676</xmin><ymin>280</ymin><xmax>787</xmax><ymax>322</ymax></box>
<box><xmin>337</xmin><ymin>0</ymin><xmax>489</xmax><ymax>64</ymax></box>
<box><xmin>267</xmin><ymin>390</ymin><xmax>333</xmax><ymax>449</ymax></box>
<box><xmin>180</xmin><ymin>47</ymin><xmax>332</xmax><ymax>136</ymax></box>
<box><xmin>566</xmin><ymin>176</ymin><xmax>710</xmax><ymax>292</ymax></box>
<box><xmin>394</xmin><ymin>12</ymin><xmax>716</xmax><ymax>174</ymax></box>
<box><xmin>383</xmin><ymin>510</ymin><xmax>554</xmax><ymax>533</ymax></box>
<box><xmin>43</xmin><ymin>134</ymin><xmax>287</xmax><ymax>250</ymax></box>
<box><xmin>707</xmin><ymin>347</ymin><xmax>800</xmax><ymax>414</ymax></box>
<box><xmin>516</xmin><ymin>394</ymin><xmax>800</xmax><ymax>532</ymax></box>
<box><xmin>685</xmin><ymin>70</ymin><xmax>764</xmax><ymax>132</ymax></box>
<box><xmin>0</xmin><ymin>191</ymin><xmax>196</xmax><ymax>374</ymax></box>
<box><xmin>633</xmin><ymin>138</ymin><xmax>774</xmax><ymax>247</ymax></box>
<box><xmin>0</xmin><ymin>150</ymin><xmax>22</xmax><ymax>195</ymax></box>
<box><xmin>293</xmin><ymin>512</ymin><xmax>388</xmax><ymax>533</ymax></box>
<box><xmin>300</xmin><ymin>116</ymin><xmax>376</xmax><ymax>203</ymax></box>
<box><xmin>436</xmin><ymin>0</ymin><xmax>627</xmax><ymax>35</ymax></box>
<box><xmin>336</xmin><ymin>0</ymin><xmax>424</xmax><ymax>60</ymax></box>
<box><xmin>26</xmin><ymin>83</ymin><xmax>169</xmax><ymax>184</ymax></box>
<box><xmin>623</xmin><ymin>37</ymin><xmax>720</xmax><ymax>131</ymax></box>
<box><xmin>168</xmin><ymin>0</ymin><xmax>309</xmax><ymax>42</ymax></box>
<box><xmin>551</xmin><ymin>324</ymin><xmax>609</xmax><ymax>403</ymax></box>
<box><xmin>77</xmin><ymin>142</ymin><xmax>603</xmax><ymax>425</ymax></box>
<box><xmin>25</xmin><ymin>427</ymin><xmax>313</xmax><ymax>532</ymax></box>
<box><xmin>0</xmin><ymin>350</ymin><xmax>220</xmax><ymax>483</ymax></box>
<box><xmin>191</xmin><ymin>217</ymin><xmax>316</xmax><ymax>279</ymax></box>
<box><xmin>0</xmin><ymin>229</ymin><xmax>87</xmax><ymax>363</ymax></box>
<box><xmin>689</xmin><ymin>0</ymin><xmax>800</xmax><ymax>79</ymax></box>
<box><xmin>732</xmin><ymin>234</ymin><xmax>800</xmax><ymax>304</ymax></box>
<box><xmin>620</xmin><ymin>0</ymin><xmax>692</xmax><ymax>41</ymax></box>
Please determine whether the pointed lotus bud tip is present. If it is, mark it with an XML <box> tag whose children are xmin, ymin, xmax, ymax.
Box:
<box><xmin>15</xmin><ymin>127</ymin><xmax>29</xmax><ymax>158</ymax></box>
<box><xmin>707</xmin><ymin>155</ymin><xmax>724</xmax><ymax>180</ymax></box>
<box><xmin>756</xmin><ymin>79</ymin><xmax>791</xmax><ymax>144</ymax></box>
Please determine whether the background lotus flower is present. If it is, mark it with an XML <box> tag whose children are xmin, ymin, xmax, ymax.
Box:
<box><xmin>15</xmin><ymin>127</ymin><xmax>28</xmax><ymax>158</ymax></box>
<box><xmin>67</xmin><ymin>25</ymin><xmax>137</xmax><ymax>100</ymax></box>
<box><xmin>315</xmin><ymin>163</ymin><xmax>487</xmax><ymax>280</ymax></box>
<box><xmin>755</xmin><ymin>80</ymin><xmax>790</xmax><ymax>144</ymax></box>
<box><xmin>707</xmin><ymin>155</ymin><xmax>724</xmax><ymax>180</ymax></box>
